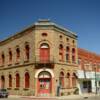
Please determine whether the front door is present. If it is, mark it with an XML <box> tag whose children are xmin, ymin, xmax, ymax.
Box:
<box><xmin>38</xmin><ymin>78</ymin><xmax>51</xmax><ymax>96</ymax></box>
<box><xmin>87</xmin><ymin>81</ymin><xmax>91</xmax><ymax>92</ymax></box>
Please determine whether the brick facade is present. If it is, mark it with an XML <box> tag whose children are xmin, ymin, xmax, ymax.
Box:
<box><xmin>0</xmin><ymin>20</ymin><xmax>78</xmax><ymax>96</ymax></box>
<box><xmin>78</xmin><ymin>48</ymin><xmax>100</xmax><ymax>94</ymax></box>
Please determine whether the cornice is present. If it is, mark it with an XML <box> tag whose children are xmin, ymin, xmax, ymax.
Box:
<box><xmin>0</xmin><ymin>26</ymin><xmax>34</xmax><ymax>46</ymax></box>
<box><xmin>0</xmin><ymin>19</ymin><xmax>77</xmax><ymax>46</ymax></box>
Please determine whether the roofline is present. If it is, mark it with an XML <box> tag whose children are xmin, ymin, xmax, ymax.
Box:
<box><xmin>78</xmin><ymin>48</ymin><xmax>100</xmax><ymax>57</ymax></box>
<box><xmin>0</xmin><ymin>20</ymin><xmax>77</xmax><ymax>45</ymax></box>
<box><xmin>0</xmin><ymin>24</ymin><xmax>35</xmax><ymax>46</ymax></box>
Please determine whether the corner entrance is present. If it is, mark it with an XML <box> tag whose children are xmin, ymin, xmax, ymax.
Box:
<box><xmin>38</xmin><ymin>71</ymin><xmax>51</xmax><ymax>96</ymax></box>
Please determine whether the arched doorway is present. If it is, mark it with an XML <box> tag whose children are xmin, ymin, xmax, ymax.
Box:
<box><xmin>38</xmin><ymin>71</ymin><xmax>51</xmax><ymax>96</ymax></box>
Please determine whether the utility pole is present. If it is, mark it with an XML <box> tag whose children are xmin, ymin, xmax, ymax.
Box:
<box><xmin>95</xmin><ymin>67</ymin><xmax>97</xmax><ymax>94</ymax></box>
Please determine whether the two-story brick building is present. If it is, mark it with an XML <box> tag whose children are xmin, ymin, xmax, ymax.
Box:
<box><xmin>0</xmin><ymin>20</ymin><xmax>78</xmax><ymax>96</ymax></box>
<box><xmin>77</xmin><ymin>48</ymin><xmax>100</xmax><ymax>94</ymax></box>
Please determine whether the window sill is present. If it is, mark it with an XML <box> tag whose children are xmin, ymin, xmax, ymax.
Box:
<box><xmin>15</xmin><ymin>62</ymin><xmax>20</xmax><ymax>65</ymax></box>
<box><xmin>7</xmin><ymin>87</ymin><xmax>12</xmax><ymax>90</ymax></box>
<box><xmin>14</xmin><ymin>88</ymin><xmax>19</xmax><ymax>90</ymax></box>
<box><xmin>66</xmin><ymin>61</ymin><xmax>70</xmax><ymax>63</ymax></box>
<box><xmin>8</xmin><ymin>63</ymin><xmax>12</xmax><ymax>66</ymax></box>
<box><xmin>59</xmin><ymin>60</ymin><xmax>64</xmax><ymax>62</ymax></box>
<box><xmin>24</xmin><ymin>60</ymin><xmax>29</xmax><ymax>63</ymax></box>
<box><xmin>23</xmin><ymin>88</ymin><xmax>29</xmax><ymax>91</ymax></box>
<box><xmin>0</xmin><ymin>65</ymin><xmax>4</xmax><ymax>67</ymax></box>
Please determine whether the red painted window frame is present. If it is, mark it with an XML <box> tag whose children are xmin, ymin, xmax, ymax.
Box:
<box><xmin>59</xmin><ymin>72</ymin><xmax>64</xmax><ymax>88</ymax></box>
<box><xmin>40</xmin><ymin>43</ymin><xmax>50</xmax><ymax>63</ymax></box>
<box><xmin>59</xmin><ymin>44</ymin><xmax>64</xmax><ymax>61</ymax></box>
<box><xmin>9</xmin><ymin>74</ymin><xmax>12</xmax><ymax>87</ymax></box>
<box><xmin>25</xmin><ymin>72</ymin><xmax>30</xmax><ymax>88</ymax></box>
<box><xmin>72</xmin><ymin>48</ymin><xmax>76</xmax><ymax>63</ymax></box>
<box><xmin>9</xmin><ymin>50</ymin><xmax>12</xmax><ymax>63</ymax></box>
<box><xmin>25</xmin><ymin>45</ymin><xmax>30</xmax><ymax>61</ymax></box>
<box><xmin>16</xmin><ymin>73</ymin><xmax>20</xmax><ymax>88</ymax></box>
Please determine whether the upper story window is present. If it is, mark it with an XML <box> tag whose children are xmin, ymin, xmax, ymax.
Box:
<box><xmin>59</xmin><ymin>35</ymin><xmax>63</xmax><ymax>39</ymax></box>
<box><xmin>40</xmin><ymin>43</ymin><xmax>50</xmax><ymax>62</ymax></box>
<box><xmin>25</xmin><ymin>43</ymin><xmax>30</xmax><ymax>61</ymax></box>
<box><xmin>72</xmin><ymin>48</ymin><xmax>76</xmax><ymax>63</ymax></box>
<box><xmin>59</xmin><ymin>44</ymin><xmax>64</xmax><ymax>61</ymax></box>
<box><xmin>59</xmin><ymin>44</ymin><xmax>63</xmax><ymax>51</ymax></box>
<box><xmin>1</xmin><ymin>52</ymin><xmax>5</xmax><ymax>65</ymax></box>
<box><xmin>72</xmin><ymin>40</ymin><xmax>75</xmax><ymax>45</ymax></box>
<box><xmin>66</xmin><ymin>38</ymin><xmax>69</xmax><ymax>42</ymax></box>
<box><xmin>66</xmin><ymin>46</ymin><xmax>70</xmax><ymax>62</ymax></box>
<box><xmin>16</xmin><ymin>46</ymin><xmax>20</xmax><ymax>63</ymax></box>
<box><xmin>9</xmin><ymin>49</ymin><xmax>12</xmax><ymax>63</ymax></box>
<box><xmin>42</xmin><ymin>33</ymin><xmax>47</xmax><ymax>37</ymax></box>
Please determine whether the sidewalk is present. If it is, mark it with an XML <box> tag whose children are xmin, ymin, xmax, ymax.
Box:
<box><xmin>58</xmin><ymin>93</ymin><xmax>99</xmax><ymax>100</ymax></box>
<box><xmin>9</xmin><ymin>93</ymin><xmax>100</xmax><ymax>99</ymax></box>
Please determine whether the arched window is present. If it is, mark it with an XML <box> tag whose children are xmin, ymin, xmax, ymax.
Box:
<box><xmin>59</xmin><ymin>72</ymin><xmax>64</xmax><ymax>88</ymax></box>
<box><xmin>40</xmin><ymin>43</ymin><xmax>50</xmax><ymax>63</ymax></box>
<box><xmin>72</xmin><ymin>40</ymin><xmax>75</xmax><ymax>45</ymax></box>
<box><xmin>9</xmin><ymin>74</ymin><xmax>12</xmax><ymax>87</ymax></box>
<box><xmin>72</xmin><ymin>73</ymin><xmax>77</xmax><ymax>88</ymax></box>
<box><xmin>16</xmin><ymin>73</ymin><xmax>20</xmax><ymax>88</ymax></box>
<box><xmin>59</xmin><ymin>35</ymin><xmax>63</xmax><ymax>39</ymax></box>
<box><xmin>1</xmin><ymin>75</ymin><xmax>5</xmax><ymax>88</ymax></box>
<box><xmin>66</xmin><ymin>38</ymin><xmax>69</xmax><ymax>42</ymax></box>
<box><xmin>66</xmin><ymin>73</ymin><xmax>70</xmax><ymax>88</ymax></box>
<box><xmin>1</xmin><ymin>53</ymin><xmax>5</xmax><ymax>65</ymax></box>
<box><xmin>9</xmin><ymin>49</ymin><xmax>12</xmax><ymax>63</ymax></box>
<box><xmin>66</xmin><ymin>46</ymin><xmax>70</xmax><ymax>62</ymax></box>
<box><xmin>72</xmin><ymin>48</ymin><xmax>76</xmax><ymax>63</ymax></box>
<box><xmin>16</xmin><ymin>47</ymin><xmax>20</xmax><ymax>63</ymax></box>
<box><xmin>25</xmin><ymin>44</ymin><xmax>30</xmax><ymax>61</ymax></box>
<box><xmin>59</xmin><ymin>44</ymin><xmax>64</xmax><ymax>61</ymax></box>
<box><xmin>42</xmin><ymin>33</ymin><xmax>47</xmax><ymax>37</ymax></box>
<box><xmin>25</xmin><ymin>72</ymin><xmax>30</xmax><ymax>88</ymax></box>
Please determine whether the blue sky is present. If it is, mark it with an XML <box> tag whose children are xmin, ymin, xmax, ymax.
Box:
<box><xmin>0</xmin><ymin>0</ymin><xmax>100</xmax><ymax>54</ymax></box>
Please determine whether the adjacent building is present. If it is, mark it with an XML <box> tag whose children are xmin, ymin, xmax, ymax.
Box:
<box><xmin>77</xmin><ymin>48</ymin><xmax>100</xmax><ymax>94</ymax></box>
<box><xmin>0</xmin><ymin>20</ymin><xmax>78</xmax><ymax>96</ymax></box>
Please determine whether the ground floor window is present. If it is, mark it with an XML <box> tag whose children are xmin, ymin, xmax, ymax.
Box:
<box><xmin>59</xmin><ymin>72</ymin><xmax>64</xmax><ymax>88</ymax></box>
<box><xmin>1</xmin><ymin>76</ymin><xmax>5</xmax><ymax>88</ymax></box>
<box><xmin>16</xmin><ymin>73</ymin><xmax>20</xmax><ymax>88</ymax></box>
<box><xmin>25</xmin><ymin>72</ymin><xmax>30</xmax><ymax>88</ymax></box>
<box><xmin>9</xmin><ymin>74</ymin><xmax>12</xmax><ymax>87</ymax></box>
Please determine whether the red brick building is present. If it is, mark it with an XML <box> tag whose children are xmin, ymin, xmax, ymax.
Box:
<box><xmin>77</xmin><ymin>48</ymin><xmax>100</xmax><ymax>94</ymax></box>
